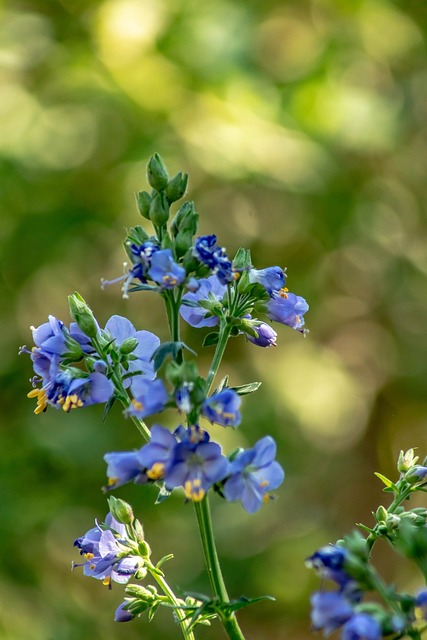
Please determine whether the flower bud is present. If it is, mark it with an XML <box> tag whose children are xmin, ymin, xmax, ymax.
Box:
<box><xmin>375</xmin><ymin>505</ymin><xmax>388</xmax><ymax>524</ymax></box>
<box><xmin>68</xmin><ymin>292</ymin><xmax>99</xmax><ymax>338</ymax></box>
<box><xmin>147</xmin><ymin>153</ymin><xmax>169</xmax><ymax>191</ymax></box>
<box><xmin>133</xmin><ymin>518</ymin><xmax>145</xmax><ymax>543</ymax></box>
<box><xmin>119</xmin><ymin>337</ymin><xmax>139</xmax><ymax>355</ymax></box>
<box><xmin>166</xmin><ymin>171</ymin><xmax>188</xmax><ymax>203</ymax></box>
<box><xmin>138</xmin><ymin>540</ymin><xmax>151</xmax><ymax>559</ymax></box>
<box><xmin>149</xmin><ymin>191</ymin><xmax>170</xmax><ymax>227</ymax></box>
<box><xmin>404</xmin><ymin>465</ymin><xmax>427</xmax><ymax>485</ymax></box>
<box><xmin>135</xmin><ymin>190</ymin><xmax>152</xmax><ymax>219</ymax></box>
<box><xmin>397</xmin><ymin>448</ymin><xmax>418</xmax><ymax>472</ymax></box>
<box><xmin>108</xmin><ymin>496</ymin><xmax>134</xmax><ymax>525</ymax></box>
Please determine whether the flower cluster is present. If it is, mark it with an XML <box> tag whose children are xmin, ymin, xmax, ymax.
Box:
<box><xmin>307</xmin><ymin>450</ymin><xmax>427</xmax><ymax>640</ymax></box>
<box><xmin>21</xmin><ymin>154</ymin><xmax>309</xmax><ymax>636</ymax></box>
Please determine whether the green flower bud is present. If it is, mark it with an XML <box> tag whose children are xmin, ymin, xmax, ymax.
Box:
<box><xmin>147</xmin><ymin>153</ymin><xmax>169</xmax><ymax>191</ymax></box>
<box><xmin>133</xmin><ymin>518</ymin><xmax>145</xmax><ymax>543</ymax></box>
<box><xmin>138</xmin><ymin>540</ymin><xmax>151</xmax><ymax>559</ymax></box>
<box><xmin>68</xmin><ymin>292</ymin><xmax>99</xmax><ymax>339</ymax></box>
<box><xmin>135</xmin><ymin>190</ymin><xmax>152</xmax><ymax>219</ymax></box>
<box><xmin>375</xmin><ymin>505</ymin><xmax>388</xmax><ymax>524</ymax></box>
<box><xmin>108</xmin><ymin>496</ymin><xmax>134</xmax><ymax>525</ymax></box>
<box><xmin>125</xmin><ymin>584</ymin><xmax>157</xmax><ymax>601</ymax></box>
<box><xmin>233</xmin><ymin>247</ymin><xmax>252</xmax><ymax>271</ymax></box>
<box><xmin>170</xmin><ymin>201</ymin><xmax>194</xmax><ymax>236</ymax></box>
<box><xmin>166</xmin><ymin>171</ymin><xmax>188</xmax><ymax>203</ymax></box>
<box><xmin>149</xmin><ymin>191</ymin><xmax>170</xmax><ymax>227</ymax></box>
<box><xmin>119</xmin><ymin>337</ymin><xmax>139</xmax><ymax>355</ymax></box>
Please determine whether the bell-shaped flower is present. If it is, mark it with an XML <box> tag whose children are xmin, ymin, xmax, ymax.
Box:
<box><xmin>249</xmin><ymin>267</ymin><xmax>286</xmax><ymax>294</ymax></box>
<box><xmin>202</xmin><ymin>389</ymin><xmax>241</xmax><ymax>427</ymax></box>
<box><xmin>138</xmin><ymin>425</ymin><xmax>178</xmax><ymax>481</ymax></box>
<box><xmin>342</xmin><ymin>613</ymin><xmax>382</xmax><ymax>640</ymax></box>
<box><xmin>266</xmin><ymin>290</ymin><xmax>309</xmax><ymax>330</ymax></box>
<box><xmin>180</xmin><ymin>275</ymin><xmax>226</xmax><ymax>328</ymax></box>
<box><xmin>148</xmin><ymin>249</ymin><xmax>186</xmax><ymax>289</ymax></box>
<box><xmin>310</xmin><ymin>591</ymin><xmax>353</xmax><ymax>635</ymax></box>
<box><xmin>127</xmin><ymin>378</ymin><xmax>169</xmax><ymax>419</ymax></box>
<box><xmin>243</xmin><ymin>320</ymin><xmax>277</xmax><ymax>348</ymax></box>
<box><xmin>223</xmin><ymin>436</ymin><xmax>284</xmax><ymax>513</ymax></box>
<box><xmin>306</xmin><ymin>545</ymin><xmax>353</xmax><ymax>589</ymax></box>
<box><xmin>104</xmin><ymin>451</ymin><xmax>148</xmax><ymax>490</ymax></box>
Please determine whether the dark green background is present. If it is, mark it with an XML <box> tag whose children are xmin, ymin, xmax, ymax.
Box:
<box><xmin>2</xmin><ymin>1</ymin><xmax>427</xmax><ymax>638</ymax></box>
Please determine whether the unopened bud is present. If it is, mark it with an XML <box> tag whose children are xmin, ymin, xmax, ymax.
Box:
<box><xmin>119</xmin><ymin>337</ymin><xmax>139</xmax><ymax>355</ymax></box>
<box><xmin>149</xmin><ymin>191</ymin><xmax>169</xmax><ymax>227</ymax></box>
<box><xmin>398</xmin><ymin>449</ymin><xmax>418</xmax><ymax>473</ymax></box>
<box><xmin>147</xmin><ymin>153</ymin><xmax>169</xmax><ymax>191</ymax></box>
<box><xmin>166</xmin><ymin>171</ymin><xmax>188</xmax><ymax>203</ymax></box>
<box><xmin>135</xmin><ymin>190</ymin><xmax>152</xmax><ymax>219</ymax></box>
<box><xmin>68</xmin><ymin>292</ymin><xmax>99</xmax><ymax>338</ymax></box>
<box><xmin>108</xmin><ymin>496</ymin><xmax>134</xmax><ymax>525</ymax></box>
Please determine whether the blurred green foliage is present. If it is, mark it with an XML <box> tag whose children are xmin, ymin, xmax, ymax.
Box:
<box><xmin>2</xmin><ymin>0</ymin><xmax>427</xmax><ymax>638</ymax></box>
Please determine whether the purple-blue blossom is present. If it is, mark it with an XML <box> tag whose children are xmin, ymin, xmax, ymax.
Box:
<box><xmin>193</xmin><ymin>235</ymin><xmax>235</xmax><ymax>285</ymax></box>
<box><xmin>127</xmin><ymin>378</ymin><xmax>169</xmax><ymax>419</ymax></box>
<box><xmin>202</xmin><ymin>389</ymin><xmax>241</xmax><ymax>428</ymax></box>
<box><xmin>180</xmin><ymin>275</ymin><xmax>227</xmax><ymax>328</ymax></box>
<box><xmin>342</xmin><ymin>613</ymin><xmax>382</xmax><ymax>640</ymax></box>
<box><xmin>165</xmin><ymin>431</ymin><xmax>230</xmax><ymax>501</ymax></box>
<box><xmin>310</xmin><ymin>591</ymin><xmax>353</xmax><ymax>635</ymax></box>
<box><xmin>104</xmin><ymin>451</ymin><xmax>148</xmax><ymax>490</ymax></box>
<box><xmin>148</xmin><ymin>248</ymin><xmax>186</xmax><ymax>289</ymax></box>
<box><xmin>73</xmin><ymin>513</ymin><xmax>141</xmax><ymax>587</ymax></box>
<box><xmin>104</xmin><ymin>315</ymin><xmax>160</xmax><ymax>383</ymax></box>
<box><xmin>245</xmin><ymin>322</ymin><xmax>277</xmax><ymax>348</ymax></box>
<box><xmin>101</xmin><ymin>241</ymin><xmax>159</xmax><ymax>297</ymax></box>
<box><xmin>249</xmin><ymin>267</ymin><xmax>286</xmax><ymax>294</ymax></box>
<box><xmin>223</xmin><ymin>436</ymin><xmax>284</xmax><ymax>513</ymax></box>
<box><xmin>114</xmin><ymin>601</ymin><xmax>134</xmax><ymax>622</ymax></box>
<box><xmin>306</xmin><ymin>545</ymin><xmax>353</xmax><ymax>589</ymax></box>
<box><xmin>266</xmin><ymin>290</ymin><xmax>309</xmax><ymax>330</ymax></box>
<box><xmin>138</xmin><ymin>425</ymin><xmax>179</xmax><ymax>481</ymax></box>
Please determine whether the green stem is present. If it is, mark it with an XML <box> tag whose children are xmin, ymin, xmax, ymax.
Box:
<box><xmin>148</xmin><ymin>565</ymin><xmax>196</xmax><ymax>640</ymax></box>
<box><xmin>206</xmin><ymin>321</ymin><xmax>233</xmax><ymax>393</ymax></box>
<box><xmin>194</xmin><ymin>497</ymin><xmax>246</xmax><ymax>640</ymax></box>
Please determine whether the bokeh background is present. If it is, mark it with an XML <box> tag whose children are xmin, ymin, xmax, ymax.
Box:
<box><xmin>2</xmin><ymin>0</ymin><xmax>427</xmax><ymax>638</ymax></box>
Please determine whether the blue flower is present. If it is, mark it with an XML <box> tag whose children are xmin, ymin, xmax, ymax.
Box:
<box><xmin>138</xmin><ymin>425</ymin><xmax>179</xmax><ymax>481</ymax></box>
<box><xmin>180</xmin><ymin>275</ymin><xmax>227</xmax><ymax>328</ymax></box>
<box><xmin>193</xmin><ymin>235</ymin><xmax>235</xmax><ymax>285</ymax></box>
<box><xmin>310</xmin><ymin>591</ymin><xmax>353</xmax><ymax>635</ymax></box>
<box><xmin>306</xmin><ymin>546</ymin><xmax>353</xmax><ymax>589</ymax></box>
<box><xmin>27</xmin><ymin>369</ymin><xmax>114</xmax><ymax>414</ymax></box>
<box><xmin>127</xmin><ymin>378</ymin><xmax>169</xmax><ymax>419</ymax></box>
<box><xmin>165</xmin><ymin>428</ymin><xmax>230</xmax><ymax>501</ymax></box>
<box><xmin>73</xmin><ymin>513</ymin><xmax>141</xmax><ymax>587</ymax></box>
<box><xmin>148</xmin><ymin>249</ymin><xmax>186</xmax><ymax>289</ymax></box>
<box><xmin>415</xmin><ymin>590</ymin><xmax>427</xmax><ymax>619</ymax></box>
<box><xmin>202</xmin><ymin>389</ymin><xmax>241</xmax><ymax>428</ymax></box>
<box><xmin>249</xmin><ymin>267</ymin><xmax>286</xmax><ymax>294</ymax></box>
<box><xmin>266</xmin><ymin>290</ymin><xmax>309</xmax><ymax>330</ymax></box>
<box><xmin>104</xmin><ymin>451</ymin><xmax>148</xmax><ymax>490</ymax></box>
<box><xmin>342</xmin><ymin>613</ymin><xmax>382</xmax><ymax>640</ymax></box>
<box><xmin>101</xmin><ymin>241</ymin><xmax>159</xmax><ymax>297</ymax></box>
<box><xmin>223</xmin><ymin>436</ymin><xmax>284</xmax><ymax>513</ymax></box>
<box><xmin>60</xmin><ymin>372</ymin><xmax>114</xmax><ymax>411</ymax></box>
<box><xmin>175</xmin><ymin>383</ymin><xmax>193</xmax><ymax>413</ymax></box>
<box><xmin>104</xmin><ymin>315</ymin><xmax>160</xmax><ymax>383</ymax></box>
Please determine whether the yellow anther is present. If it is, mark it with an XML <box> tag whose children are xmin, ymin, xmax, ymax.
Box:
<box><xmin>27</xmin><ymin>388</ymin><xmax>40</xmax><ymax>399</ymax></box>
<box><xmin>102</xmin><ymin>577</ymin><xmax>111</xmax><ymax>587</ymax></box>
<box><xmin>184</xmin><ymin>479</ymin><xmax>205</xmax><ymax>502</ymax></box>
<box><xmin>260</xmin><ymin>479</ymin><xmax>269</xmax><ymax>488</ymax></box>
<box><xmin>132</xmin><ymin>399</ymin><xmax>144</xmax><ymax>411</ymax></box>
<box><xmin>279</xmin><ymin>287</ymin><xmax>288</xmax><ymax>298</ymax></box>
<box><xmin>108</xmin><ymin>477</ymin><xmax>118</xmax><ymax>487</ymax></box>
<box><xmin>28</xmin><ymin>388</ymin><xmax>48</xmax><ymax>414</ymax></box>
<box><xmin>62</xmin><ymin>394</ymin><xmax>84</xmax><ymax>412</ymax></box>
<box><xmin>85</xmin><ymin>552</ymin><xmax>94</xmax><ymax>561</ymax></box>
<box><xmin>147</xmin><ymin>462</ymin><xmax>165</xmax><ymax>480</ymax></box>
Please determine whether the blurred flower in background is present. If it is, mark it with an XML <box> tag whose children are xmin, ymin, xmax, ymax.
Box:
<box><xmin>3</xmin><ymin>0</ymin><xmax>427</xmax><ymax>638</ymax></box>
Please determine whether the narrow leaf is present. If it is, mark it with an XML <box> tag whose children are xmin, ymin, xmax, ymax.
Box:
<box><xmin>231</xmin><ymin>381</ymin><xmax>262</xmax><ymax>395</ymax></box>
<box><xmin>202</xmin><ymin>332</ymin><xmax>219</xmax><ymax>347</ymax></box>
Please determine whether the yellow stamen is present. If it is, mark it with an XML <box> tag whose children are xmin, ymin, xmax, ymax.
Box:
<box><xmin>28</xmin><ymin>388</ymin><xmax>48</xmax><ymax>414</ymax></box>
<box><xmin>279</xmin><ymin>287</ymin><xmax>289</xmax><ymax>298</ymax></box>
<box><xmin>184</xmin><ymin>479</ymin><xmax>205</xmax><ymax>502</ymax></box>
<box><xmin>147</xmin><ymin>462</ymin><xmax>165</xmax><ymax>480</ymax></box>
<box><xmin>132</xmin><ymin>399</ymin><xmax>143</xmax><ymax>411</ymax></box>
<box><xmin>62</xmin><ymin>394</ymin><xmax>84</xmax><ymax>412</ymax></box>
<box><xmin>108</xmin><ymin>477</ymin><xmax>118</xmax><ymax>487</ymax></box>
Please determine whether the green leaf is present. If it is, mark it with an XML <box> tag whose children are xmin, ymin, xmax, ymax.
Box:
<box><xmin>202</xmin><ymin>332</ymin><xmax>219</xmax><ymax>347</ymax></box>
<box><xmin>151</xmin><ymin>341</ymin><xmax>184</xmax><ymax>370</ymax></box>
<box><xmin>214</xmin><ymin>375</ymin><xmax>229</xmax><ymax>393</ymax></box>
<box><xmin>233</xmin><ymin>247</ymin><xmax>252</xmax><ymax>270</ymax></box>
<box><xmin>374</xmin><ymin>472</ymin><xmax>397</xmax><ymax>491</ymax></box>
<box><xmin>102</xmin><ymin>395</ymin><xmax>116</xmax><ymax>422</ymax></box>
<box><xmin>231</xmin><ymin>381</ymin><xmax>262</xmax><ymax>395</ymax></box>
<box><xmin>223</xmin><ymin>595</ymin><xmax>275</xmax><ymax>615</ymax></box>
